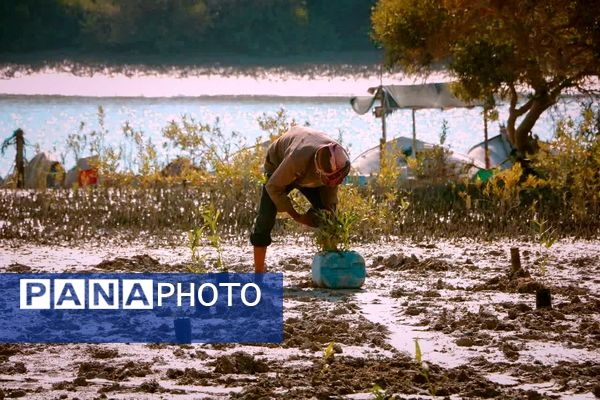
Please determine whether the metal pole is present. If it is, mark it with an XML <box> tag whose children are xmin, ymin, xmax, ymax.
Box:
<box><xmin>411</xmin><ymin>109</ymin><xmax>417</xmax><ymax>157</ymax></box>
<box><xmin>483</xmin><ymin>112</ymin><xmax>490</xmax><ymax>169</ymax></box>
<box><xmin>15</xmin><ymin>129</ymin><xmax>24</xmax><ymax>189</ymax></box>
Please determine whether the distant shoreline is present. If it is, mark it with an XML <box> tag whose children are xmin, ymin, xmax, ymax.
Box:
<box><xmin>0</xmin><ymin>50</ymin><xmax>390</xmax><ymax>79</ymax></box>
<box><xmin>0</xmin><ymin>94</ymin><xmax>352</xmax><ymax>102</ymax></box>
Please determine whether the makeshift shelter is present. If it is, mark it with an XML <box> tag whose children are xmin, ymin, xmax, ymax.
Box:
<box><xmin>350</xmin><ymin>82</ymin><xmax>491</xmax><ymax>171</ymax></box>
<box><xmin>24</xmin><ymin>152</ymin><xmax>65</xmax><ymax>189</ymax></box>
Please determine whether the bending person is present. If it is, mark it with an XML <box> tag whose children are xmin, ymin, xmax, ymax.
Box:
<box><xmin>250</xmin><ymin>126</ymin><xmax>351</xmax><ymax>273</ymax></box>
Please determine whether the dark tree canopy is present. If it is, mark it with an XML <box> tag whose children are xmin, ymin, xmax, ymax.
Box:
<box><xmin>0</xmin><ymin>0</ymin><xmax>377</xmax><ymax>56</ymax></box>
<box><xmin>372</xmin><ymin>0</ymin><xmax>600</xmax><ymax>153</ymax></box>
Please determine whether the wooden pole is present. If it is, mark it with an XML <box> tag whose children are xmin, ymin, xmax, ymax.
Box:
<box><xmin>15</xmin><ymin>129</ymin><xmax>24</xmax><ymax>189</ymax></box>
<box><xmin>411</xmin><ymin>109</ymin><xmax>417</xmax><ymax>157</ymax></box>
<box><xmin>510</xmin><ymin>247</ymin><xmax>521</xmax><ymax>273</ymax></box>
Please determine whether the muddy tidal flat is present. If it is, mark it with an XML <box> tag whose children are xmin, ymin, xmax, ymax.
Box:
<box><xmin>1</xmin><ymin>237</ymin><xmax>599</xmax><ymax>399</ymax></box>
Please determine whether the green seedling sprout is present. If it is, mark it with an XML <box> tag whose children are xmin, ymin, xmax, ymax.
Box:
<box><xmin>187</xmin><ymin>227</ymin><xmax>207</xmax><ymax>273</ymax></box>
<box><xmin>415</xmin><ymin>338</ymin><xmax>435</xmax><ymax>398</ymax></box>
<box><xmin>371</xmin><ymin>383</ymin><xmax>395</xmax><ymax>400</ymax></box>
<box><xmin>323</xmin><ymin>340</ymin><xmax>335</xmax><ymax>363</ymax></box>
<box><xmin>532</xmin><ymin>215</ymin><xmax>558</xmax><ymax>278</ymax></box>
<box><xmin>319</xmin><ymin>341</ymin><xmax>335</xmax><ymax>376</ymax></box>
<box><xmin>186</xmin><ymin>203</ymin><xmax>225</xmax><ymax>273</ymax></box>
<box><xmin>202</xmin><ymin>203</ymin><xmax>225</xmax><ymax>271</ymax></box>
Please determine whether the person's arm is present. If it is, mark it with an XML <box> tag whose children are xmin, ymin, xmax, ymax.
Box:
<box><xmin>265</xmin><ymin>157</ymin><xmax>318</xmax><ymax>227</ymax></box>
<box><xmin>265</xmin><ymin>156</ymin><xmax>299</xmax><ymax>216</ymax></box>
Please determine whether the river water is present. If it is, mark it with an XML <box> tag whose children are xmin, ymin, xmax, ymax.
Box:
<box><xmin>0</xmin><ymin>69</ymin><xmax>582</xmax><ymax>176</ymax></box>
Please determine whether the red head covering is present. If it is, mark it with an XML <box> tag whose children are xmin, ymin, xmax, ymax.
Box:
<box><xmin>315</xmin><ymin>143</ymin><xmax>351</xmax><ymax>186</ymax></box>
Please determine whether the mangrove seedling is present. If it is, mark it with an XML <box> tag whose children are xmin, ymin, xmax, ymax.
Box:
<box><xmin>533</xmin><ymin>215</ymin><xmax>558</xmax><ymax>276</ymax></box>
<box><xmin>202</xmin><ymin>203</ymin><xmax>225</xmax><ymax>271</ymax></box>
<box><xmin>186</xmin><ymin>203</ymin><xmax>225</xmax><ymax>273</ymax></box>
<box><xmin>314</xmin><ymin>209</ymin><xmax>358</xmax><ymax>252</ymax></box>
<box><xmin>415</xmin><ymin>338</ymin><xmax>436</xmax><ymax>398</ymax></box>
<box><xmin>187</xmin><ymin>227</ymin><xmax>207</xmax><ymax>273</ymax></box>
<box><xmin>320</xmin><ymin>341</ymin><xmax>335</xmax><ymax>376</ymax></box>
<box><xmin>532</xmin><ymin>215</ymin><xmax>558</xmax><ymax>308</ymax></box>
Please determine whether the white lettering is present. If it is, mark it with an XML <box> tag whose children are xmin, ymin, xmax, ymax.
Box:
<box><xmin>20</xmin><ymin>279</ymin><xmax>50</xmax><ymax>309</ymax></box>
<box><xmin>241</xmin><ymin>283</ymin><xmax>261</xmax><ymax>306</ymax></box>
<box><xmin>218</xmin><ymin>282</ymin><xmax>241</xmax><ymax>306</ymax></box>
<box><xmin>89</xmin><ymin>279</ymin><xmax>119</xmax><ymax>309</ymax></box>
<box><xmin>197</xmin><ymin>283</ymin><xmax>218</xmax><ymax>306</ymax></box>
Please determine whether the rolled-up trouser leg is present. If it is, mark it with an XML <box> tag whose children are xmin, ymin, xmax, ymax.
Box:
<box><xmin>250</xmin><ymin>184</ymin><xmax>278</xmax><ymax>247</ymax></box>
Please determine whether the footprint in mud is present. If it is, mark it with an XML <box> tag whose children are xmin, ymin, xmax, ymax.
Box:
<box><xmin>52</xmin><ymin>376</ymin><xmax>89</xmax><ymax>391</ymax></box>
<box><xmin>278</xmin><ymin>256</ymin><xmax>310</xmax><ymax>272</ymax></box>
<box><xmin>136</xmin><ymin>379</ymin><xmax>180</xmax><ymax>394</ymax></box>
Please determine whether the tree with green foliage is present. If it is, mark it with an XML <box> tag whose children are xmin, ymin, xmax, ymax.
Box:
<box><xmin>62</xmin><ymin>0</ymin><xmax>211</xmax><ymax>53</ymax></box>
<box><xmin>371</xmin><ymin>0</ymin><xmax>600</xmax><ymax>154</ymax></box>
<box><xmin>0</xmin><ymin>0</ymin><xmax>377</xmax><ymax>56</ymax></box>
<box><xmin>201</xmin><ymin>0</ymin><xmax>304</xmax><ymax>55</ymax></box>
<box><xmin>0</xmin><ymin>0</ymin><xmax>79</xmax><ymax>52</ymax></box>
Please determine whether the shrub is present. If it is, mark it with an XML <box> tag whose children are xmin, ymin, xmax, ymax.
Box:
<box><xmin>1</xmin><ymin>107</ymin><xmax>598</xmax><ymax>243</ymax></box>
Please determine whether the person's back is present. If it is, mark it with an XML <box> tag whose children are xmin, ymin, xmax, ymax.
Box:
<box><xmin>265</xmin><ymin>126</ymin><xmax>336</xmax><ymax>173</ymax></box>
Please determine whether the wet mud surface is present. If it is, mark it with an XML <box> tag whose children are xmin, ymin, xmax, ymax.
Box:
<box><xmin>0</xmin><ymin>237</ymin><xmax>599</xmax><ymax>399</ymax></box>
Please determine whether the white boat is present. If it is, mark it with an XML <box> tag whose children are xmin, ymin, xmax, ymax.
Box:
<box><xmin>349</xmin><ymin>136</ymin><xmax>485</xmax><ymax>184</ymax></box>
<box><xmin>467</xmin><ymin>130</ymin><xmax>514</xmax><ymax>170</ymax></box>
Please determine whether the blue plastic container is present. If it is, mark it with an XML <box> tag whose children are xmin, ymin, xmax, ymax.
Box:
<box><xmin>311</xmin><ymin>251</ymin><xmax>366</xmax><ymax>289</ymax></box>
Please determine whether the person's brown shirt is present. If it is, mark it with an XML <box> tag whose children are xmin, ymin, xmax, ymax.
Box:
<box><xmin>265</xmin><ymin>126</ymin><xmax>340</xmax><ymax>213</ymax></box>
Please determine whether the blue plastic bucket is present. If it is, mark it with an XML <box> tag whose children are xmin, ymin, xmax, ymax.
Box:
<box><xmin>311</xmin><ymin>251</ymin><xmax>366</xmax><ymax>289</ymax></box>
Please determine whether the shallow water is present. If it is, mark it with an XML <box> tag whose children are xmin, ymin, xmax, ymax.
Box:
<box><xmin>0</xmin><ymin>69</ymin><xmax>584</xmax><ymax>177</ymax></box>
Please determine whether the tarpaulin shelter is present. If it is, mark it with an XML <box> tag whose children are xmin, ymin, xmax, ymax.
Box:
<box><xmin>24</xmin><ymin>152</ymin><xmax>64</xmax><ymax>189</ymax></box>
<box><xmin>350</xmin><ymin>82</ymin><xmax>491</xmax><ymax>168</ymax></box>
